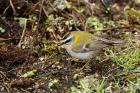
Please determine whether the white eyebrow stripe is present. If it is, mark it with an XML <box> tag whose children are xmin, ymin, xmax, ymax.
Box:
<box><xmin>63</xmin><ymin>34</ymin><xmax>73</xmax><ymax>42</ymax></box>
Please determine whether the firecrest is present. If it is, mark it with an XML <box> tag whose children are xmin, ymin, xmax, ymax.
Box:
<box><xmin>59</xmin><ymin>31</ymin><xmax>125</xmax><ymax>60</ymax></box>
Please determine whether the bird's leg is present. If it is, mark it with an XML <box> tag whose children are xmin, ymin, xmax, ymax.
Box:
<box><xmin>79</xmin><ymin>58</ymin><xmax>93</xmax><ymax>71</ymax></box>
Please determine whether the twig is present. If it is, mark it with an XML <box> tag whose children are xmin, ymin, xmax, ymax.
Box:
<box><xmin>0</xmin><ymin>71</ymin><xmax>10</xmax><ymax>81</ymax></box>
<box><xmin>22</xmin><ymin>1</ymin><xmax>40</xmax><ymax>17</ymax></box>
<box><xmin>42</xmin><ymin>4</ymin><xmax>49</xmax><ymax>17</ymax></box>
<box><xmin>2</xmin><ymin>1</ymin><xmax>28</xmax><ymax>17</ymax></box>
<box><xmin>17</xmin><ymin>19</ymin><xmax>27</xmax><ymax>47</ymax></box>
<box><xmin>20</xmin><ymin>87</ymin><xmax>30</xmax><ymax>93</ymax></box>
<box><xmin>4</xmin><ymin>84</ymin><xmax>10</xmax><ymax>93</ymax></box>
<box><xmin>134</xmin><ymin>28</ymin><xmax>140</xmax><ymax>33</ymax></box>
<box><xmin>0</xmin><ymin>38</ymin><xmax>20</xmax><ymax>42</ymax></box>
<box><xmin>45</xmin><ymin>61</ymin><xmax>56</xmax><ymax>69</ymax></box>
<box><xmin>0</xmin><ymin>71</ymin><xmax>10</xmax><ymax>93</ymax></box>
<box><xmin>88</xmin><ymin>25</ymin><xmax>132</xmax><ymax>32</ymax></box>
<box><xmin>73</xmin><ymin>10</ymin><xmax>85</xmax><ymax>30</ymax></box>
<box><xmin>37</xmin><ymin>0</ymin><xmax>44</xmax><ymax>28</ymax></box>
<box><xmin>42</xmin><ymin>2</ymin><xmax>59</xmax><ymax>43</ymax></box>
<box><xmin>9</xmin><ymin>0</ymin><xmax>16</xmax><ymax>13</ymax></box>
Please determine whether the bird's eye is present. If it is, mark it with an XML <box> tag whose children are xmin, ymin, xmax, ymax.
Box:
<box><xmin>65</xmin><ymin>39</ymin><xmax>72</xmax><ymax>45</ymax></box>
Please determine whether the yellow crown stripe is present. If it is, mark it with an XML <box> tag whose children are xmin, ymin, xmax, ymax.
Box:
<box><xmin>73</xmin><ymin>31</ymin><xmax>96</xmax><ymax>45</ymax></box>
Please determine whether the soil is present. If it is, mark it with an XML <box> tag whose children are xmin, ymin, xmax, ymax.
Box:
<box><xmin>0</xmin><ymin>0</ymin><xmax>139</xmax><ymax>93</ymax></box>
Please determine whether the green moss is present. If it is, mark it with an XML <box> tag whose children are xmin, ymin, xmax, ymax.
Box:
<box><xmin>41</xmin><ymin>44</ymin><xmax>61</xmax><ymax>56</ymax></box>
<box><xmin>128</xmin><ymin>9</ymin><xmax>140</xmax><ymax>18</ymax></box>
<box><xmin>127</xmin><ymin>8</ymin><xmax>140</xmax><ymax>23</ymax></box>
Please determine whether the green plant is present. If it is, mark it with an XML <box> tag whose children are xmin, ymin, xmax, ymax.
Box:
<box><xmin>29</xmin><ymin>14</ymin><xmax>36</xmax><ymax>20</ymax></box>
<box><xmin>106</xmin><ymin>7</ymin><xmax>110</xmax><ymax>13</ymax></box>
<box><xmin>73</xmin><ymin>6</ymin><xmax>84</xmax><ymax>13</ymax></box>
<box><xmin>2</xmin><ymin>42</ymin><xmax>6</xmax><ymax>44</ymax></box>
<box><xmin>2</xmin><ymin>16</ymin><xmax>6</xmax><ymax>20</ymax></box>
<box><xmin>14</xmin><ymin>17</ymin><xmax>26</xmax><ymax>28</ymax></box>
<box><xmin>33</xmin><ymin>25</ymin><xmax>37</xmax><ymax>31</ymax></box>
<box><xmin>53</xmin><ymin>0</ymin><xmax>67</xmax><ymax>10</ymax></box>
<box><xmin>66</xmin><ymin>2</ymin><xmax>71</xmax><ymax>9</ymax></box>
<box><xmin>46</xmin><ymin>26</ymin><xmax>53</xmax><ymax>32</ymax></box>
<box><xmin>105</xmin><ymin>44</ymin><xmax>140</xmax><ymax>76</ymax></box>
<box><xmin>70</xmin><ymin>78</ymin><xmax>107</xmax><ymax>93</ymax></box>
<box><xmin>96</xmin><ymin>56</ymin><xmax>102</xmax><ymax>61</ymax></box>
<box><xmin>86</xmin><ymin>17</ymin><xmax>103</xmax><ymax>31</ymax></box>
<box><xmin>0</xmin><ymin>27</ymin><xmax>5</xmax><ymax>33</ymax></box>
<box><xmin>124</xmin><ymin>5</ymin><xmax>130</xmax><ymax>23</ymax></box>
<box><xmin>73</xmin><ymin>74</ymin><xmax>78</xmax><ymax>79</ymax></box>
<box><xmin>23</xmin><ymin>69</ymin><xmax>37</xmax><ymax>77</ymax></box>
<box><xmin>48</xmin><ymin>79</ymin><xmax>59</xmax><ymax>87</ymax></box>
<box><xmin>41</xmin><ymin>44</ymin><xmax>60</xmax><ymax>56</ymax></box>
<box><xmin>125</xmin><ymin>78</ymin><xmax>140</xmax><ymax>93</ymax></box>
<box><xmin>127</xmin><ymin>8</ymin><xmax>140</xmax><ymax>24</ymax></box>
<box><xmin>103</xmin><ymin>18</ymin><xmax>115</xmax><ymax>27</ymax></box>
<box><xmin>137</xmin><ymin>0</ymin><xmax>140</xmax><ymax>4</ymax></box>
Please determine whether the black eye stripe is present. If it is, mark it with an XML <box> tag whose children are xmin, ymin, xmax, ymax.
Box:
<box><xmin>65</xmin><ymin>38</ymin><xmax>72</xmax><ymax>44</ymax></box>
<box><xmin>62</xmin><ymin>33</ymin><xmax>70</xmax><ymax>40</ymax></box>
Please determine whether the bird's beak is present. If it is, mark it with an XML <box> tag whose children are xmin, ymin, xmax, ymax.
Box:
<box><xmin>58</xmin><ymin>43</ymin><xmax>62</xmax><ymax>46</ymax></box>
<box><xmin>58</xmin><ymin>40</ymin><xmax>65</xmax><ymax>46</ymax></box>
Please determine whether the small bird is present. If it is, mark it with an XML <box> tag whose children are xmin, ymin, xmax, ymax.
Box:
<box><xmin>59</xmin><ymin>31</ymin><xmax>125</xmax><ymax>70</ymax></box>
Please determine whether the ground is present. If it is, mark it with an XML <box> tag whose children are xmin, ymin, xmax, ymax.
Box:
<box><xmin>0</xmin><ymin>0</ymin><xmax>140</xmax><ymax>93</ymax></box>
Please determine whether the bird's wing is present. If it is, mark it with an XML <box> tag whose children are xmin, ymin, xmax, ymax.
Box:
<box><xmin>72</xmin><ymin>37</ymin><xmax>125</xmax><ymax>53</ymax></box>
<box><xmin>72</xmin><ymin>40</ymin><xmax>110</xmax><ymax>53</ymax></box>
<box><xmin>72</xmin><ymin>41</ymin><xmax>88</xmax><ymax>53</ymax></box>
<box><xmin>96</xmin><ymin>37</ymin><xmax>125</xmax><ymax>45</ymax></box>
<box><xmin>84</xmin><ymin>40</ymin><xmax>110</xmax><ymax>51</ymax></box>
